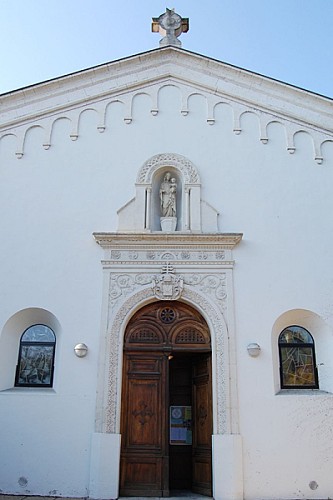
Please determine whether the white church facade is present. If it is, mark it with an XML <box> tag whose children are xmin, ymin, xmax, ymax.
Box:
<box><xmin>0</xmin><ymin>9</ymin><xmax>333</xmax><ymax>500</ymax></box>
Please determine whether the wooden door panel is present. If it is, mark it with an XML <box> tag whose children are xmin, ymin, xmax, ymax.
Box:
<box><xmin>120</xmin><ymin>456</ymin><xmax>163</xmax><ymax>497</ymax></box>
<box><xmin>127</xmin><ymin>379</ymin><xmax>161</xmax><ymax>448</ymax></box>
<box><xmin>120</xmin><ymin>352</ymin><xmax>167</xmax><ymax>496</ymax></box>
<box><xmin>192</xmin><ymin>354</ymin><xmax>212</xmax><ymax>496</ymax></box>
<box><xmin>194</xmin><ymin>383</ymin><xmax>211</xmax><ymax>447</ymax></box>
<box><xmin>121</xmin><ymin>302</ymin><xmax>212</xmax><ymax>497</ymax></box>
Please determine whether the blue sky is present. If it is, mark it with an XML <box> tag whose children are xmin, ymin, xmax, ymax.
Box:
<box><xmin>1</xmin><ymin>0</ymin><xmax>332</xmax><ymax>97</ymax></box>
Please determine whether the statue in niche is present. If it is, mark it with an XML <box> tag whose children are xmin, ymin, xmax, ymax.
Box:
<box><xmin>159</xmin><ymin>172</ymin><xmax>177</xmax><ymax>218</ymax></box>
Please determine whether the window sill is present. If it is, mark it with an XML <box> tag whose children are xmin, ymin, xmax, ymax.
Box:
<box><xmin>0</xmin><ymin>387</ymin><xmax>56</xmax><ymax>394</ymax></box>
<box><xmin>276</xmin><ymin>388</ymin><xmax>331</xmax><ymax>395</ymax></box>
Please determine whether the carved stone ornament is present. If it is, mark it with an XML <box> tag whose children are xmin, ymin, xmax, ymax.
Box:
<box><xmin>103</xmin><ymin>286</ymin><xmax>230</xmax><ymax>435</ymax></box>
<box><xmin>152</xmin><ymin>8</ymin><xmax>189</xmax><ymax>48</ymax></box>
<box><xmin>136</xmin><ymin>153</ymin><xmax>200</xmax><ymax>184</ymax></box>
<box><xmin>152</xmin><ymin>263</ymin><xmax>184</xmax><ymax>300</ymax></box>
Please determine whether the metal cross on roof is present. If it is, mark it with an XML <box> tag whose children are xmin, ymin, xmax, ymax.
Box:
<box><xmin>152</xmin><ymin>8</ymin><xmax>189</xmax><ymax>48</ymax></box>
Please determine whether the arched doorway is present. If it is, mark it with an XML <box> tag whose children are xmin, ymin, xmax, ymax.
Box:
<box><xmin>119</xmin><ymin>301</ymin><xmax>212</xmax><ymax>497</ymax></box>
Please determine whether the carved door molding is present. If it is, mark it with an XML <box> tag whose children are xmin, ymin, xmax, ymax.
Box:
<box><xmin>97</xmin><ymin>285</ymin><xmax>231</xmax><ymax>436</ymax></box>
<box><xmin>93</xmin><ymin>231</ymin><xmax>242</xmax><ymax>448</ymax></box>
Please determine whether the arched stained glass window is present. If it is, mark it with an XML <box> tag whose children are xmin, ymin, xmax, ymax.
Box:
<box><xmin>278</xmin><ymin>325</ymin><xmax>318</xmax><ymax>389</ymax></box>
<box><xmin>15</xmin><ymin>324</ymin><xmax>56</xmax><ymax>387</ymax></box>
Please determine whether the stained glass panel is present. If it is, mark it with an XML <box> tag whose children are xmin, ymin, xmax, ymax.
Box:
<box><xmin>279</xmin><ymin>326</ymin><xmax>313</xmax><ymax>344</ymax></box>
<box><xmin>17</xmin><ymin>345</ymin><xmax>54</xmax><ymax>385</ymax></box>
<box><xmin>280</xmin><ymin>346</ymin><xmax>316</xmax><ymax>387</ymax></box>
<box><xmin>15</xmin><ymin>324</ymin><xmax>56</xmax><ymax>387</ymax></box>
<box><xmin>279</xmin><ymin>326</ymin><xmax>318</xmax><ymax>389</ymax></box>
<box><xmin>22</xmin><ymin>325</ymin><xmax>55</xmax><ymax>342</ymax></box>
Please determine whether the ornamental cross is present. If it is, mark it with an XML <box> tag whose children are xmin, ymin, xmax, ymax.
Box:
<box><xmin>132</xmin><ymin>401</ymin><xmax>154</xmax><ymax>426</ymax></box>
<box><xmin>152</xmin><ymin>262</ymin><xmax>184</xmax><ymax>300</ymax></box>
<box><xmin>152</xmin><ymin>8</ymin><xmax>189</xmax><ymax>47</ymax></box>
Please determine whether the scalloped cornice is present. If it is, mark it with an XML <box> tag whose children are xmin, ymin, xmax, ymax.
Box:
<box><xmin>1</xmin><ymin>47</ymin><xmax>332</xmax><ymax>135</ymax></box>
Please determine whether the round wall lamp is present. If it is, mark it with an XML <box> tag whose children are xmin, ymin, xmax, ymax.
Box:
<box><xmin>74</xmin><ymin>343</ymin><xmax>88</xmax><ymax>358</ymax></box>
<box><xmin>247</xmin><ymin>343</ymin><xmax>261</xmax><ymax>357</ymax></box>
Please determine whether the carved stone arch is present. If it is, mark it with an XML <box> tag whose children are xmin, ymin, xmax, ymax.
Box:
<box><xmin>0</xmin><ymin>132</ymin><xmax>18</xmax><ymax>158</ymax></box>
<box><xmin>157</xmin><ymin>83</ymin><xmax>183</xmax><ymax>113</ymax></box>
<box><xmin>104</xmin><ymin>98</ymin><xmax>126</xmax><ymax>116</ymax></box>
<box><xmin>239</xmin><ymin>109</ymin><xmax>261</xmax><ymax>137</ymax></box>
<box><xmin>186</xmin><ymin>91</ymin><xmax>208</xmax><ymax>116</ymax></box>
<box><xmin>134</xmin><ymin>153</ymin><xmax>202</xmax><ymax>232</ymax></box>
<box><xmin>130</xmin><ymin>90</ymin><xmax>154</xmax><ymax>118</ymax></box>
<box><xmin>49</xmin><ymin>116</ymin><xmax>72</xmax><ymax>146</ymax></box>
<box><xmin>213</xmin><ymin>100</ymin><xmax>234</xmax><ymax>126</ymax></box>
<box><xmin>22</xmin><ymin>124</ymin><xmax>45</xmax><ymax>153</ymax></box>
<box><xmin>137</xmin><ymin>152</ymin><xmax>200</xmax><ymax>184</ymax></box>
<box><xmin>77</xmin><ymin>107</ymin><xmax>99</xmax><ymax>136</ymax></box>
<box><xmin>117</xmin><ymin>154</ymin><xmax>218</xmax><ymax>232</ymax></box>
<box><xmin>321</xmin><ymin>139</ymin><xmax>333</xmax><ymax>162</ymax></box>
<box><xmin>293</xmin><ymin>129</ymin><xmax>316</xmax><ymax>158</ymax></box>
<box><xmin>77</xmin><ymin>106</ymin><xmax>99</xmax><ymax>124</ymax></box>
<box><xmin>103</xmin><ymin>284</ymin><xmax>230</xmax><ymax>435</ymax></box>
<box><xmin>266</xmin><ymin>119</ymin><xmax>288</xmax><ymax>148</ymax></box>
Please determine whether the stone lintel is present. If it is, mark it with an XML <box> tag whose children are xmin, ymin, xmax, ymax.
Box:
<box><xmin>93</xmin><ymin>232</ymin><xmax>243</xmax><ymax>249</ymax></box>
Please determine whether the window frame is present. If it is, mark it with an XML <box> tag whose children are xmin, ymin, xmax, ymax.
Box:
<box><xmin>278</xmin><ymin>325</ymin><xmax>319</xmax><ymax>390</ymax></box>
<box><xmin>15</xmin><ymin>324</ymin><xmax>56</xmax><ymax>388</ymax></box>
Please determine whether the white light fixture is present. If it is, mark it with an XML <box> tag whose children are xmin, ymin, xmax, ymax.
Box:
<box><xmin>247</xmin><ymin>343</ymin><xmax>261</xmax><ymax>357</ymax></box>
<box><xmin>74</xmin><ymin>343</ymin><xmax>88</xmax><ymax>357</ymax></box>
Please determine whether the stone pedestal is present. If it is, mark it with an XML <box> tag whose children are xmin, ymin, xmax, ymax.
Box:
<box><xmin>160</xmin><ymin>217</ymin><xmax>177</xmax><ymax>232</ymax></box>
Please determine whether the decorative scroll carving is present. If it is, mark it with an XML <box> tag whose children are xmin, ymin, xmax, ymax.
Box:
<box><xmin>111</xmin><ymin>250</ymin><xmax>121</xmax><ymax>259</ymax></box>
<box><xmin>109</xmin><ymin>274</ymin><xmax>152</xmax><ymax>306</ymax></box>
<box><xmin>103</xmin><ymin>247</ymin><xmax>232</xmax><ymax>264</ymax></box>
<box><xmin>184</xmin><ymin>274</ymin><xmax>227</xmax><ymax>303</ymax></box>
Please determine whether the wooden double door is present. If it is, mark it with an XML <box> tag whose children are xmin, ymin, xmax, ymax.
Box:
<box><xmin>120</xmin><ymin>301</ymin><xmax>212</xmax><ymax>497</ymax></box>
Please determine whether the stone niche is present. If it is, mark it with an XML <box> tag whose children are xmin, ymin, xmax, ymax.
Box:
<box><xmin>117</xmin><ymin>153</ymin><xmax>219</xmax><ymax>233</ymax></box>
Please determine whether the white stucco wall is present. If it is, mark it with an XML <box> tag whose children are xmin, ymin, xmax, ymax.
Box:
<box><xmin>0</xmin><ymin>51</ymin><xmax>333</xmax><ymax>499</ymax></box>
